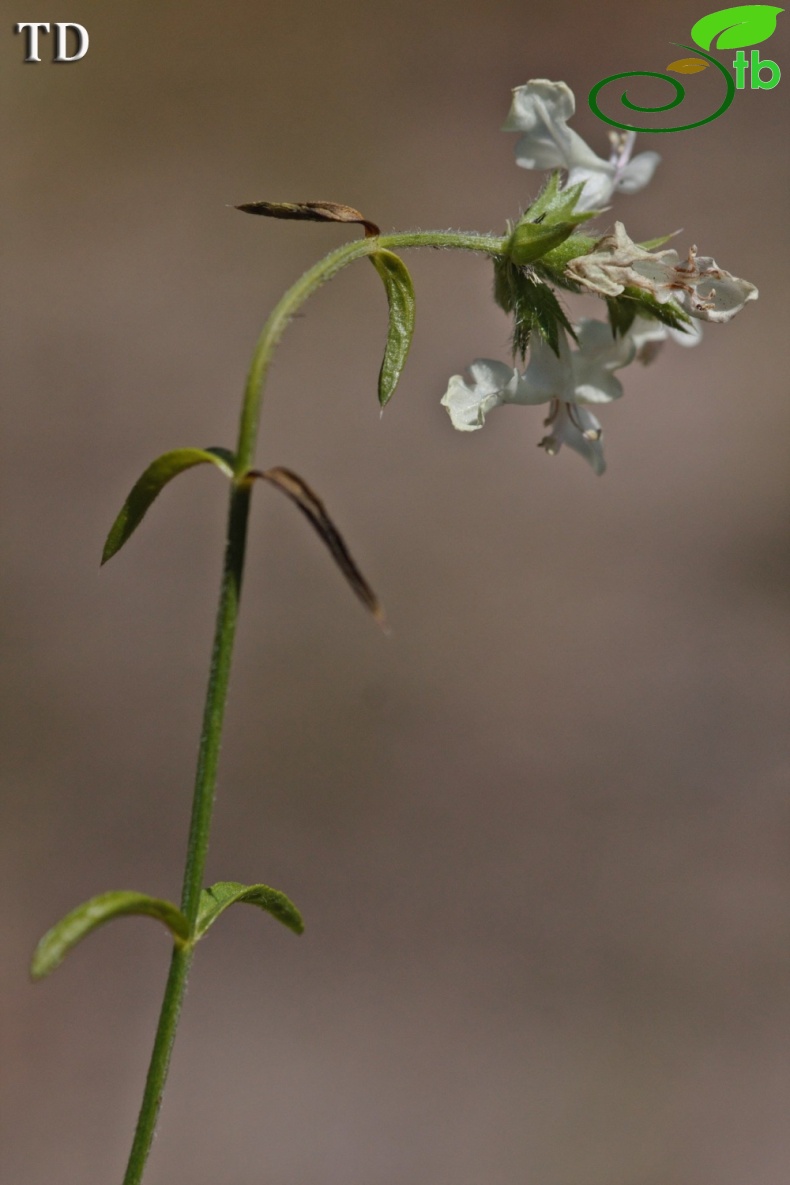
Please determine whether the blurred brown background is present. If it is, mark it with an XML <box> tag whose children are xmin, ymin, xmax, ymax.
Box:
<box><xmin>3</xmin><ymin>2</ymin><xmax>790</xmax><ymax>1182</ymax></box>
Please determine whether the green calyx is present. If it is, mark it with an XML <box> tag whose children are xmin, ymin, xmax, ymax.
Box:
<box><xmin>493</xmin><ymin>255</ymin><xmax>576</xmax><ymax>359</ymax></box>
<box><xmin>496</xmin><ymin>169</ymin><xmax>600</xmax><ymax>354</ymax></box>
<box><xmin>503</xmin><ymin>169</ymin><xmax>601</xmax><ymax>274</ymax></box>
<box><xmin>523</xmin><ymin>171</ymin><xmax>599</xmax><ymax>226</ymax></box>
<box><xmin>536</xmin><ymin>234</ymin><xmax>598</xmax><ymax>284</ymax></box>
<box><xmin>504</xmin><ymin>218</ymin><xmax>578</xmax><ymax>266</ymax></box>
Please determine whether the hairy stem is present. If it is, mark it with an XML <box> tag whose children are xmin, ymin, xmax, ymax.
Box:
<box><xmin>120</xmin><ymin>226</ymin><xmax>504</xmax><ymax>1185</ymax></box>
<box><xmin>179</xmin><ymin>484</ymin><xmax>251</xmax><ymax>926</ymax></box>
<box><xmin>235</xmin><ymin>229</ymin><xmax>506</xmax><ymax>471</ymax></box>
<box><xmin>121</xmin><ymin>484</ymin><xmax>250</xmax><ymax>1185</ymax></box>
<box><xmin>121</xmin><ymin>946</ymin><xmax>193</xmax><ymax>1185</ymax></box>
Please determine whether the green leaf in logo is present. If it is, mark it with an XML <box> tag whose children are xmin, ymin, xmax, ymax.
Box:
<box><xmin>691</xmin><ymin>4</ymin><xmax>783</xmax><ymax>50</ymax></box>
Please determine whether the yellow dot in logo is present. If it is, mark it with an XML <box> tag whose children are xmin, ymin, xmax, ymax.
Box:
<box><xmin>666</xmin><ymin>57</ymin><xmax>709</xmax><ymax>73</ymax></box>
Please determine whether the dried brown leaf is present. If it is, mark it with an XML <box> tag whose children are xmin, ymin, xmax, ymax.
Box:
<box><xmin>247</xmin><ymin>467</ymin><xmax>388</xmax><ymax>630</ymax></box>
<box><xmin>235</xmin><ymin>200</ymin><xmax>380</xmax><ymax>237</ymax></box>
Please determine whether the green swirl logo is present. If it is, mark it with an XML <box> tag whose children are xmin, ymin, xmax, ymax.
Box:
<box><xmin>588</xmin><ymin>5</ymin><xmax>783</xmax><ymax>133</ymax></box>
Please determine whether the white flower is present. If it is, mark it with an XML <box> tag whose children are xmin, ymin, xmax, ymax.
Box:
<box><xmin>567</xmin><ymin>222</ymin><xmax>759</xmax><ymax>323</ymax></box>
<box><xmin>441</xmin><ymin>320</ymin><xmax>635</xmax><ymax>475</ymax></box>
<box><xmin>503</xmin><ymin>80</ymin><xmax>660</xmax><ymax>212</ymax></box>
<box><xmin>440</xmin><ymin>359</ymin><xmax>521</xmax><ymax>431</ymax></box>
<box><xmin>538</xmin><ymin>401</ymin><xmax>606</xmax><ymax>475</ymax></box>
<box><xmin>629</xmin><ymin>314</ymin><xmax>702</xmax><ymax>364</ymax></box>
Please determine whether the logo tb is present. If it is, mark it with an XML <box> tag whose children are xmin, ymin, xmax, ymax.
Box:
<box><xmin>588</xmin><ymin>4</ymin><xmax>783</xmax><ymax>132</ymax></box>
<box><xmin>732</xmin><ymin>47</ymin><xmax>781</xmax><ymax>85</ymax></box>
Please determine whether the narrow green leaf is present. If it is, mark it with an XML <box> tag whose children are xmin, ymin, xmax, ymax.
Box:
<box><xmin>369</xmin><ymin>250</ymin><xmax>416</xmax><ymax>408</ymax></box>
<box><xmin>31</xmin><ymin>891</ymin><xmax>189</xmax><ymax>980</ymax></box>
<box><xmin>195</xmin><ymin>881</ymin><xmax>304</xmax><ymax>940</ymax></box>
<box><xmin>101</xmin><ymin>447</ymin><xmax>235</xmax><ymax>564</ymax></box>
<box><xmin>691</xmin><ymin>4</ymin><xmax>782</xmax><ymax>50</ymax></box>
<box><xmin>247</xmin><ymin>467</ymin><xmax>387</xmax><ymax>630</ymax></box>
<box><xmin>637</xmin><ymin>232</ymin><xmax>680</xmax><ymax>251</ymax></box>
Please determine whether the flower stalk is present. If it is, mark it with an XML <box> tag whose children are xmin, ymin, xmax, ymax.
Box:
<box><xmin>118</xmin><ymin>225</ymin><xmax>506</xmax><ymax>1185</ymax></box>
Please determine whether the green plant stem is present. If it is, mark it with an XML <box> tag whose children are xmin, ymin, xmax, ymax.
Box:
<box><xmin>120</xmin><ymin>226</ymin><xmax>505</xmax><ymax>1185</ymax></box>
<box><xmin>179</xmin><ymin>484</ymin><xmax>251</xmax><ymax>927</ymax></box>
<box><xmin>236</xmin><ymin>229</ymin><xmax>506</xmax><ymax>471</ymax></box>
<box><xmin>121</xmin><ymin>486</ymin><xmax>250</xmax><ymax>1185</ymax></box>
<box><xmin>121</xmin><ymin>945</ymin><xmax>192</xmax><ymax>1185</ymax></box>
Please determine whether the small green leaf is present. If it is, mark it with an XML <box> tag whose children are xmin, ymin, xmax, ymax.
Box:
<box><xmin>691</xmin><ymin>4</ymin><xmax>782</xmax><ymax>50</ymax></box>
<box><xmin>31</xmin><ymin>891</ymin><xmax>189</xmax><ymax>980</ymax></box>
<box><xmin>637</xmin><ymin>232</ymin><xmax>680</xmax><ymax>251</ymax></box>
<box><xmin>102</xmin><ymin>447</ymin><xmax>235</xmax><ymax>564</ymax></box>
<box><xmin>369</xmin><ymin>250</ymin><xmax>416</xmax><ymax>408</ymax></box>
<box><xmin>195</xmin><ymin>881</ymin><xmax>304</xmax><ymax>940</ymax></box>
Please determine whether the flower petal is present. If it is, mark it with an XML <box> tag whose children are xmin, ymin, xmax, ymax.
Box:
<box><xmin>669</xmin><ymin>318</ymin><xmax>703</xmax><ymax>346</ymax></box>
<box><xmin>505</xmin><ymin>82</ymin><xmax>660</xmax><ymax>212</ymax></box>
<box><xmin>565</xmin><ymin>165</ymin><xmax>617</xmax><ymax>212</ymax></box>
<box><xmin>571</xmin><ymin>318</ymin><xmax>635</xmax><ymax>401</ymax></box>
<box><xmin>567</xmin><ymin>225</ymin><xmax>757</xmax><ymax>326</ymax></box>
<box><xmin>629</xmin><ymin>315</ymin><xmax>703</xmax><ymax>363</ymax></box>
<box><xmin>515</xmin><ymin>331</ymin><xmax>575</xmax><ymax>404</ymax></box>
<box><xmin>505</xmin><ymin>80</ymin><xmax>610</xmax><ymax>177</ymax></box>
<box><xmin>503</xmin><ymin>79</ymin><xmax>576</xmax><ymax>130</ymax></box>
<box><xmin>678</xmin><ymin>257</ymin><xmax>759</xmax><ymax>323</ymax></box>
<box><xmin>440</xmin><ymin>359</ymin><xmax>519</xmax><ymax>431</ymax></box>
<box><xmin>566</xmin><ymin>222</ymin><xmax>676</xmax><ymax>297</ymax></box>
<box><xmin>575</xmin><ymin>317</ymin><xmax>636</xmax><ymax>368</ymax></box>
<box><xmin>616</xmin><ymin>151</ymin><xmax>661</xmax><ymax>193</ymax></box>
<box><xmin>516</xmin><ymin>320</ymin><xmax>634</xmax><ymax>406</ymax></box>
<box><xmin>628</xmin><ymin>317</ymin><xmax>669</xmax><ymax>363</ymax></box>
<box><xmin>540</xmin><ymin>403</ymin><xmax>607</xmax><ymax>475</ymax></box>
